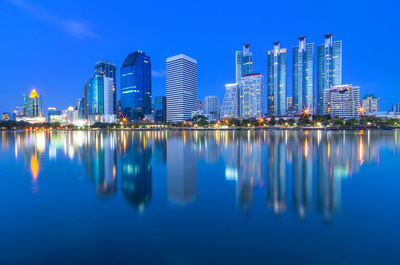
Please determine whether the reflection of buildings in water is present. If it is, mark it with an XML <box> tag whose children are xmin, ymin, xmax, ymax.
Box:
<box><xmin>292</xmin><ymin>135</ymin><xmax>313</xmax><ymax>220</ymax></box>
<box><xmin>84</xmin><ymin>133</ymin><xmax>117</xmax><ymax>197</ymax></box>
<box><xmin>121</xmin><ymin>135</ymin><xmax>152</xmax><ymax>211</ymax></box>
<box><xmin>167</xmin><ymin>137</ymin><xmax>197</xmax><ymax>205</ymax></box>
<box><xmin>153</xmin><ymin>139</ymin><xmax>167</xmax><ymax>164</ymax></box>
<box><xmin>267</xmin><ymin>132</ymin><xmax>287</xmax><ymax>215</ymax></box>
<box><xmin>220</xmin><ymin>131</ymin><xmax>264</xmax><ymax>214</ymax></box>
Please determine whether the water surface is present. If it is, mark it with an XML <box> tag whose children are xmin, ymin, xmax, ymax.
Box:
<box><xmin>1</xmin><ymin>130</ymin><xmax>400</xmax><ymax>265</ymax></box>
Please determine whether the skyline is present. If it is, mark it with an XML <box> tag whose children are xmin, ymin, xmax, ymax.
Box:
<box><xmin>1</xmin><ymin>0</ymin><xmax>399</xmax><ymax>113</ymax></box>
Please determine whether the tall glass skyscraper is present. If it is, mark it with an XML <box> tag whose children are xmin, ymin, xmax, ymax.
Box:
<box><xmin>166</xmin><ymin>54</ymin><xmax>197</xmax><ymax>122</ymax></box>
<box><xmin>293</xmin><ymin>36</ymin><xmax>314</xmax><ymax>114</ymax></box>
<box><xmin>267</xmin><ymin>42</ymin><xmax>287</xmax><ymax>116</ymax></box>
<box><xmin>317</xmin><ymin>34</ymin><xmax>342</xmax><ymax>114</ymax></box>
<box><xmin>154</xmin><ymin>96</ymin><xmax>166</xmax><ymax>122</ymax></box>
<box><xmin>120</xmin><ymin>51</ymin><xmax>151</xmax><ymax>120</ymax></box>
<box><xmin>221</xmin><ymin>83</ymin><xmax>240</xmax><ymax>118</ymax></box>
<box><xmin>86</xmin><ymin>75</ymin><xmax>114</xmax><ymax>122</ymax></box>
<box><xmin>23</xmin><ymin>89</ymin><xmax>42</xmax><ymax>117</ymax></box>
<box><xmin>95</xmin><ymin>61</ymin><xmax>117</xmax><ymax>115</ymax></box>
<box><xmin>235</xmin><ymin>44</ymin><xmax>253</xmax><ymax>84</ymax></box>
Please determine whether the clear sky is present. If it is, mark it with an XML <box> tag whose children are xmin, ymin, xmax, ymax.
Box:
<box><xmin>1</xmin><ymin>0</ymin><xmax>399</xmax><ymax>114</ymax></box>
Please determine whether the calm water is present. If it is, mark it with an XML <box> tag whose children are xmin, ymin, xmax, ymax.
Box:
<box><xmin>1</xmin><ymin>130</ymin><xmax>400</xmax><ymax>265</ymax></box>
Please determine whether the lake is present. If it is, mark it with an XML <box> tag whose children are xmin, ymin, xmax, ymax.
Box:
<box><xmin>1</xmin><ymin>130</ymin><xmax>399</xmax><ymax>265</ymax></box>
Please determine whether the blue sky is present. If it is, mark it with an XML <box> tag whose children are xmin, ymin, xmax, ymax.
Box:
<box><xmin>0</xmin><ymin>0</ymin><xmax>399</xmax><ymax>114</ymax></box>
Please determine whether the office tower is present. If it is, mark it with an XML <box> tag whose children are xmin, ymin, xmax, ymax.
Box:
<box><xmin>293</xmin><ymin>37</ymin><xmax>314</xmax><ymax>114</ymax></box>
<box><xmin>322</xmin><ymin>84</ymin><xmax>360</xmax><ymax>118</ymax></box>
<box><xmin>202</xmin><ymin>96</ymin><xmax>220</xmax><ymax>120</ymax></box>
<box><xmin>95</xmin><ymin>60</ymin><xmax>117</xmax><ymax>115</ymax></box>
<box><xmin>317</xmin><ymin>34</ymin><xmax>342</xmax><ymax>114</ymax></box>
<box><xmin>23</xmin><ymin>88</ymin><xmax>42</xmax><ymax>117</ymax></box>
<box><xmin>393</xmin><ymin>104</ymin><xmax>400</xmax><ymax>114</ymax></box>
<box><xmin>362</xmin><ymin>94</ymin><xmax>379</xmax><ymax>114</ymax></box>
<box><xmin>235</xmin><ymin>44</ymin><xmax>253</xmax><ymax>84</ymax></box>
<box><xmin>221</xmin><ymin>83</ymin><xmax>240</xmax><ymax>118</ymax></box>
<box><xmin>267</xmin><ymin>42</ymin><xmax>287</xmax><ymax>116</ymax></box>
<box><xmin>166</xmin><ymin>54</ymin><xmax>197</xmax><ymax>122</ymax></box>
<box><xmin>86</xmin><ymin>74</ymin><xmax>115</xmax><ymax>123</ymax></box>
<box><xmin>154</xmin><ymin>96</ymin><xmax>166</xmax><ymax>122</ymax></box>
<box><xmin>240</xmin><ymin>73</ymin><xmax>264</xmax><ymax>118</ymax></box>
<box><xmin>120</xmin><ymin>51</ymin><xmax>151</xmax><ymax>120</ymax></box>
<box><xmin>75</xmin><ymin>98</ymin><xmax>85</xmax><ymax>119</ymax></box>
<box><xmin>196</xmin><ymin>99</ymin><xmax>202</xmax><ymax>110</ymax></box>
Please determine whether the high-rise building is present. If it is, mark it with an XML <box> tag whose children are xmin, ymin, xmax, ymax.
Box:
<box><xmin>154</xmin><ymin>96</ymin><xmax>166</xmax><ymax>122</ymax></box>
<box><xmin>95</xmin><ymin>61</ymin><xmax>117</xmax><ymax>115</ymax></box>
<box><xmin>240</xmin><ymin>73</ymin><xmax>264</xmax><ymax>118</ymax></box>
<box><xmin>23</xmin><ymin>88</ymin><xmax>42</xmax><ymax>117</ymax></box>
<box><xmin>317</xmin><ymin>34</ymin><xmax>342</xmax><ymax>114</ymax></box>
<box><xmin>235</xmin><ymin>44</ymin><xmax>253</xmax><ymax>85</ymax></box>
<box><xmin>76</xmin><ymin>98</ymin><xmax>85</xmax><ymax>120</ymax></box>
<box><xmin>322</xmin><ymin>84</ymin><xmax>360</xmax><ymax>118</ymax></box>
<box><xmin>120</xmin><ymin>51</ymin><xmax>151</xmax><ymax>120</ymax></box>
<box><xmin>287</xmin><ymin>97</ymin><xmax>293</xmax><ymax>112</ymax></box>
<box><xmin>86</xmin><ymin>75</ymin><xmax>115</xmax><ymax>123</ymax></box>
<box><xmin>392</xmin><ymin>104</ymin><xmax>400</xmax><ymax>114</ymax></box>
<box><xmin>293</xmin><ymin>37</ymin><xmax>314</xmax><ymax>114</ymax></box>
<box><xmin>221</xmin><ymin>83</ymin><xmax>240</xmax><ymax>119</ymax></box>
<box><xmin>202</xmin><ymin>96</ymin><xmax>220</xmax><ymax>120</ymax></box>
<box><xmin>166</xmin><ymin>54</ymin><xmax>197</xmax><ymax>122</ymax></box>
<box><xmin>362</xmin><ymin>94</ymin><xmax>379</xmax><ymax>114</ymax></box>
<box><xmin>267</xmin><ymin>42</ymin><xmax>287</xmax><ymax>116</ymax></box>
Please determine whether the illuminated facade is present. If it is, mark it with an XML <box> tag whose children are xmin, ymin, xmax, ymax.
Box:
<box><xmin>293</xmin><ymin>37</ymin><xmax>314</xmax><ymax>114</ymax></box>
<box><xmin>322</xmin><ymin>84</ymin><xmax>360</xmax><ymax>118</ymax></box>
<box><xmin>221</xmin><ymin>83</ymin><xmax>240</xmax><ymax>118</ymax></box>
<box><xmin>95</xmin><ymin>61</ymin><xmax>117</xmax><ymax>115</ymax></box>
<box><xmin>362</xmin><ymin>94</ymin><xmax>379</xmax><ymax>114</ymax></box>
<box><xmin>23</xmin><ymin>89</ymin><xmax>42</xmax><ymax>117</ymax></box>
<box><xmin>267</xmin><ymin>42</ymin><xmax>287</xmax><ymax>116</ymax></box>
<box><xmin>121</xmin><ymin>51</ymin><xmax>152</xmax><ymax>120</ymax></box>
<box><xmin>240</xmin><ymin>73</ymin><xmax>264</xmax><ymax>118</ymax></box>
<box><xmin>235</xmin><ymin>44</ymin><xmax>253</xmax><ymax>84</ymax></box>
<box><xmin>87</xmin><ymin>75</ymin><xmax>115</xmax><ymax>123</ymax></box>
<box><xmin>317</xmin><ymin>34</ymin><xmax>342</xmax><ymax>114</ymax></box>
<box><xmin>154</xmin><ymin>96</ymin><xmax>166</xmax><ymax>122</ymax></box>
<box><xmin>202</xmin><ymin>96</ymin><xmax>220</xmax><ymax>120</ymax></box>
<box><xmin>166</xmin><ymin>54</ymin><xmax>197</xmax><ymax>122</ymax></box>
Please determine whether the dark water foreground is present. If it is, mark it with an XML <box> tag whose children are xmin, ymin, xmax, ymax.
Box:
<box><xmin>1</xmin><ymin>130</ymin><xmax>399</xmax><ymax>265</ymax></box>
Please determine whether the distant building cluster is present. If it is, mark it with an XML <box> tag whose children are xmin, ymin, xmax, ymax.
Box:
<box><xmin>3</xmin><ymin>33</ymin><xmax>400</xmax><ymax>124</ymax></box>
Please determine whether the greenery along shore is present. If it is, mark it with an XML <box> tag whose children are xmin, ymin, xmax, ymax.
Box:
<box><xmin>1</xmin><ymin>115</ymin><xmax>399</xmax><ymax>131</ymax></box>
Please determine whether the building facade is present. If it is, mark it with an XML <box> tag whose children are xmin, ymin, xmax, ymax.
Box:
<box><xmin>120</xmin><ymin>51</ymin><xmax>151</xmax><ymax>120</ymax></box>
<box><xmin>317</xmin><ymin>34</ymin><xmax>342</xmax><ymax>114</ymax></box>
<box><xmin>23</xmin><ymin>89</ymin><xmax>42</xmax><ymax>117</ymax></box>
<box><xmin>293</xmin><ymin>36</ymin><xmax>314</xmax><ymax>114</ymax></box>
<box><xmin>95</xmin><ymin>61</ymin><xmax>117</xmax><ymax>115</ymax></box>
<box><xmin>154</xmin><ymin>96</ymin><xmax>166</xmax><ymax>122</ymax></box>
<box><xmin>267</xmin><ymin>42</ymin><xmax>287</xmax><ymax>116</ymax></box>
<box><xmin>166</xmin><ymin>54</ymin><xmax>197</xmax><ymax>122</ymax></box>
<box><xmin>362</xmin><ymin>94</ymin><xmax>379</xmax><ymax>114</ymax></box>
<box><xmin>86</xmin><ymin>75</ymin><xmax>115</xmax><ymax>123</ymax></box>
<box><xmin>221</xmin><ymin>83</ymin><xmax>240</xmax><ymax>119</ymax></box>
<box><xmin>322</xmin><ymin>84</ymin><xmax>360</xmax><ymax>118</ymax></box>
<box><xmin>240</xmin><ymin>73</ymin><xmax>264</xmax><ymax>118</ymax></box>
<box><xmin>202</xmin><ymin>96</ymin><xmax>220</xmax><ymax>121</ymax></box>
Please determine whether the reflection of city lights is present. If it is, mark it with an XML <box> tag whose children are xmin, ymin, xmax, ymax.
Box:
<box><xmin>36</xmin><ymin>132</ymin><xmax>46</xmax><ymax>153</ymax></box>
<box><xmin>359</xmin><ymin>136</ymin><xmax>364</xmax><ymax>165</ymax></box>
<box><xmin>304</xmin><ymin>138</ymin><xmax>309</xmax><ymax>159</ymax></box>
<box><xmin>30</xmin><ymin>155</ymin><xmax>39</xmax><ymax>183</ymax></box>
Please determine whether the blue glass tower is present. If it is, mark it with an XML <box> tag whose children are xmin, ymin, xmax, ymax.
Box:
<box><xmin>293</xmin><ymin>36</ymin><xmax>314</xmax><ymax>114</ymax></box>
<box><xmin>154</xmin><ymin>96</ymin><xmax>166</xmax><ymax>122</ymax></box>
<box><xmin>317</xmin><ymin>34</ymin><xmax>342</xmax><ymax>115</ymax></box>
<box><xmin>120</xmin><ymin>51</ymin><xmax>151</xmax><ymax>120</ymax></box>
<box><xmin>95</xmin><ymin>61</ymin><xmax>117</xmax><ymax>115</ymax></box>
<box><xmin>267</xmin><ymin>42</ymin><xmax>287</xmax><ymax>116</ymax></box>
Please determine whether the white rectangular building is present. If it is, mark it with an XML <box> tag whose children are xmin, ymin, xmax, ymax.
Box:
<box><xmin>166</xmin><ymin>54</ymin><xmax>197</xmax><ymax>122</ymax></box>
<box><xmin>240</xmin><ymin>73</ymin><xmax>264</xmax><ymax>118</ymax></box>
<box><xmin>322</xmin><ymin>84</ymin><xmax>360</xmax><ymax>119</ymax></box>
<box><xmin>221</xmin><ymin>83</ymin><xmax>240</xmax><ymax>119</ymax></box>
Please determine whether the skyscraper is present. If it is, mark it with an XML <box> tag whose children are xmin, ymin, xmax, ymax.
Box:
<box><xmin>267</xmin><ymin>42</ymin><xmax>287</xmax><ymax>116</ymax></box>
<box><xmin>317</xmin><ymin>34</ymin><xmax>342</xmax><ymax>114</ymax></box>
<box><xmin>240</xmin><ymin>73</ymin><xmax>264</xmax><ymax>118</ymax></box>
<box><xmin>166</xmin><ymin>54</ymin><xmax>197</xmax><ymax>122</ymax></box>
<box><xmin>154</xmin><ymin>96</ymin><xmax>166</xmax><ymax>122</ymax></box>
<box><xmin>94</xmin><ymin>61</ymin><xmax>117</xmax><ymax>115</ymax></box>
<box><xmin>293</xmin><ymin>37</ymin><xmax>314</xmax><ymax>114</ymax></box>
<box><xmin>202</xmin><ymin>96</ymin><xmax>220</xmax><ymax>120</ymax></box>
<box><xmin>221</xmin><ymin>83</ymin><xmax>240</xmax><ymax>119</ymax></box>
<box><xmin>120</xmin><ymin>51</ymin><xmax>151</xmax><ymax>120</ymax></box>
<box><xmin>86</xmin><ymin>75</ymin><xmax>115</xmax><ymax>123</ymax></box>
<box><xmin>235</xmin><ymin>44</ymin><xmax>253</xmax><ymax>85</ymax></box>
<box><xmin>23</xmin><ymin>88</ymin><xmax>42</xmax><ymax>117</ymax></box>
